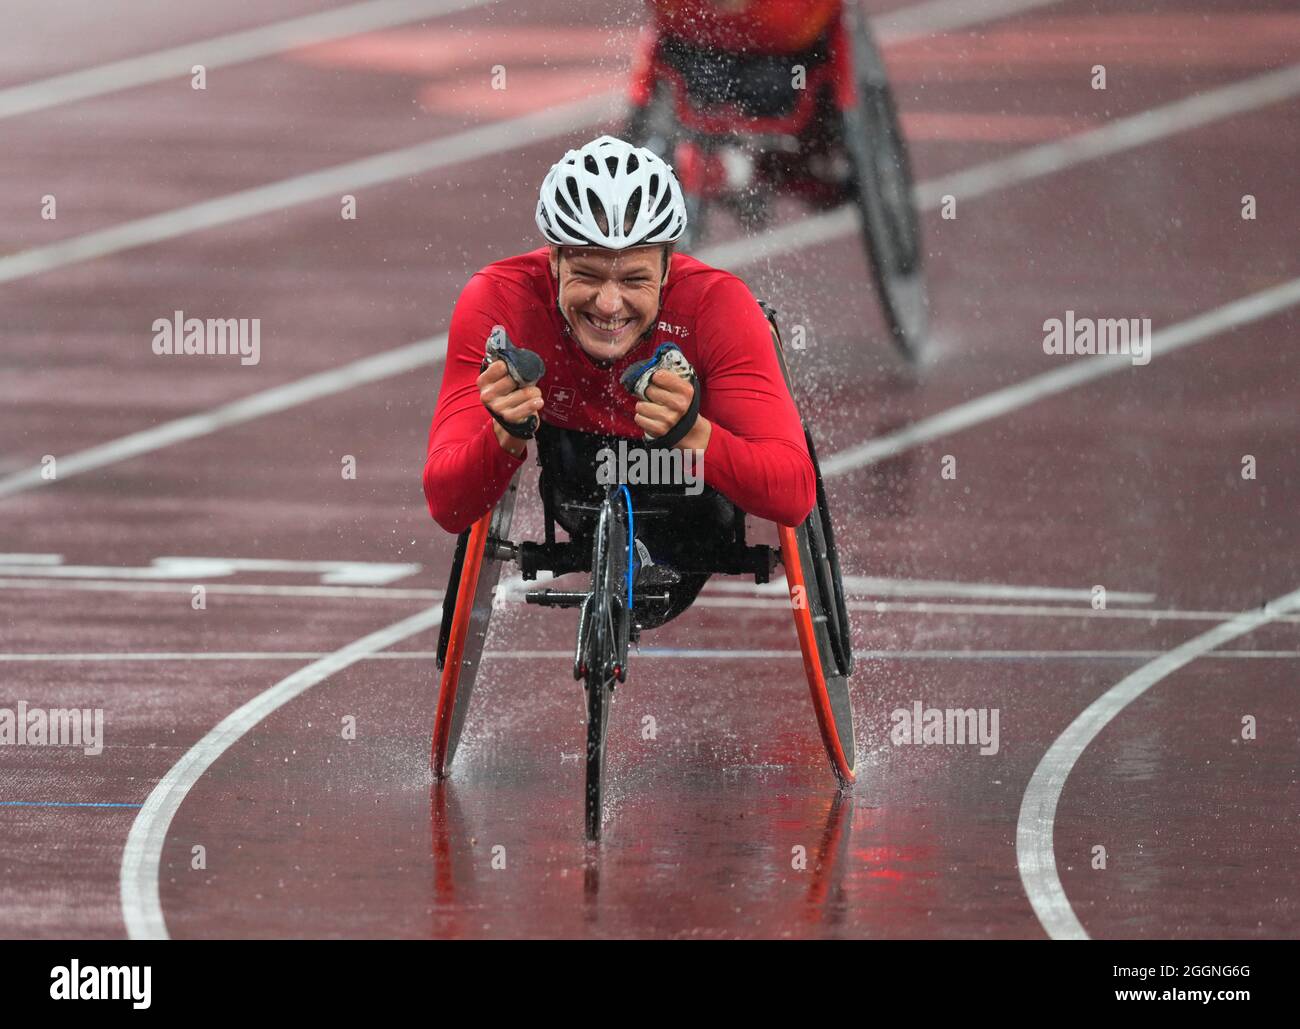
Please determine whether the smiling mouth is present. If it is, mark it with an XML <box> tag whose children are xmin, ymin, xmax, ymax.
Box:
<box><xmin>582</xmin><ymin>312</ymin><xmax>633</xmax><ymax>336</ymax></box>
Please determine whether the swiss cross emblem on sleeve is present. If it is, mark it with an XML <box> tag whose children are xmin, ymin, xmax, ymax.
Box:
<box><xmin>547</xmin><ymin>384</ymin><xmax>575</xmax><ymax>420</ymax></box>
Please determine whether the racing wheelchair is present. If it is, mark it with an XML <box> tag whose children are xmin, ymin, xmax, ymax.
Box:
<box><xmin>433</xmin><ymin>305</ymin><xmax>855</xmax><ymax>840</ymax></box>
<box><xmin>624</xmin><ymin>0</ymin><xmax>926</xmax><ymax>361</ymax></box>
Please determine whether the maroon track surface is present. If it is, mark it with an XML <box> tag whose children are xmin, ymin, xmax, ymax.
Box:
<box><xmin>1</xmin><ymin>0</ymin><xmax>1296</xmax><ymax>939</ymax></box>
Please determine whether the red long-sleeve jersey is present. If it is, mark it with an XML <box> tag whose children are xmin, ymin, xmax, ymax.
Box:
<box><xmin>423</xmin><ymin>247</ymin><xmax>815</xmax><ymax>534</ymax></box>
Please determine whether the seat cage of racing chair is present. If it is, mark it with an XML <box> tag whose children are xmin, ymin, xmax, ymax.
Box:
<box><xmin>656</xmin><ymin>30</ymin><xmax>833</xmax><ymax>122</ymax></box>
<box><xmin>499</xmin><ymin>424</ymin><xmax>780</xmax><ymax>587</ymax></box>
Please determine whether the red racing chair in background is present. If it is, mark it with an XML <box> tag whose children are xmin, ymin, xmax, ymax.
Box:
<box><xmin>626</xmin><ymin>0</ymin><xmax>927</xmax><ymax>361</ymax></box>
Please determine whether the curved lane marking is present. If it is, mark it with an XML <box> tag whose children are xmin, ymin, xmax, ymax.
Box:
<box><xmin>1016</xmin><ymin>586</ymin><xmax>1300</xmax><ymax>939</ymax></box>
<box><xmin>119</xmin><ymin>606</ymin><xmax>439</xmax><ymax>939</ymax></box>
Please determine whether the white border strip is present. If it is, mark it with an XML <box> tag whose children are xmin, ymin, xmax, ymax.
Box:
<box><xmin>119</xmin><ymin>605</ymin><xmax>439</xmax><ymax>939</ymax></box>
<box><xmin>0</xmin><ymin>0</ymin><xmax>496</xmax><ymax>121</ymax></box>
<box><xmin>1016</xmin><ymin>586</ymin><xmax>1300</xmax><ymax>940</ymax></box>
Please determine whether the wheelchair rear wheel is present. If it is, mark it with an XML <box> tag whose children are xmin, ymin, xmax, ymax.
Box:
<box><xmin>762</xmin><ymin>302</ymin><xmax>857</xmax><ymax>784</ymax></box>
<box><xmin>841</xmin><ymin>0</ymin><xmax>927</xmax><ymax>362</ymax></box>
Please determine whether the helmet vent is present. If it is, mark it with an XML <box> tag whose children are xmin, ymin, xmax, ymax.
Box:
<box><xmin>554</xmin><ymin>212</ymin><xmax>591</xmax><ymax>244</ymax></box>
<box><xmin>586</xmin><ymin>188</ymin><xmax>609</xmax><ymax>235</ymax></box>
<box><xmin>646</xmin><ymin>213</ymin><xmax>673</xmax><ymax>239</ymax></box>
<box><xmin>624</xmin><ymin>187</ymin><xmax>642</xmax><ymax>234</ymax></box>
<box><xmin>554</xmin><ymin>189</ymin><xmax>576</xmax><ymax>221</ymax></box>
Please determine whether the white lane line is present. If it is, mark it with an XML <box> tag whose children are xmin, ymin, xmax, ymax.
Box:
<box><xmin>1016</xmin><ymin>586</ymin><xmax>1300</xmax><ymax>940</ymax></box>
<box><xmin>916</xmin><ymin>61</ymin><xmax>1300</xmax><ymax>209</ymax></box>
<box><xmin>0</xmin><ymin>578</ymin><xmax>438</xmax><ymax>600</ymax></box>
<box><xmin>823</xmin><ymin>276</ymin><xmax>1300</xmax><ymax>477</ymax></box>
<box><xmin>0</xmin><ymin>570</ymin><xmax>1152</xmax><ymax>604</ymax></box>
<box><xmin>690</xmin><ymin>596</ymin><xmax>1300</xmax><ymax>624</ymax></box>
<box><xmin>700</xmin><ymin>61</ymin><xmax>1300</xmax><ymax>267</ymax></box>
<box><xmin>151</xmin><ymin>555</ymin><xmax>420</xmax><ymax>583</ymax></box>
<box><xmin>0</xmin><ymin>93</ymin><xmax>612</xmax><ymax>287</ymax></box>
<box><xmin>2</xmin><ymin>0</ymin><xmax>1040</xmax><ymax>123</ymax></box>
<box><xmin>630</xmin><ymin>647</ymin><xmax>1300</xmax><ymax>661</ymax></box>
<box><xmin>493</xmin><ymin>574</ymin><xmax>1299</xmax><ymax>624</ymax></box>
<box><xmin>8</xmin><ymin>647</ymin><xmax>1300</xmax><ymax>662</ymax></box>
<box><xmin>119</xmin><ymin>605</ymin><xmax>440</xmax><ymax>940</ymax></box>
<box><xmin>0</xmin><ymin>558</ymin><xmax>420</xmax><ymax>582</ymax></box>
<box><xmin>4</xmin><ymin>60</ymin><xmax>1297</xmax><ymax>503</ymax></box>
<box><xmin>0</xmin><ymin>0</ymin><xmax>495</xmax><ymax>121</ymax></box>
<box><xmin>2</xmin><ymin>652</ymin><xmax>381</xmax><ymax>661</ymax></box>
<box><xmin>0</xmin><ymin>0</ymin><xmax>1060</xmax><ymax>289</ymax></box>
<box><xmin>0</xmin><ymin>334</ymin><xmax>445</xmax><ymax>500</ymax></box>
<box><xmin>704</xmin><ymin>575</ymin><xmax>1156</xmax><ymax>604</ymax></box>
<box><xmin>876</xmin><ymin>0</ymin><xmax>1062</xmax><ymax>40</ymax></box>
<box><xmin>4</xmin><ymin>575</ymin><xmax>1296</xmax><ymax>625</ymax></box>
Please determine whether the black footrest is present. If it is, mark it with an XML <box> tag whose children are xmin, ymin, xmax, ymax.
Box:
<box><xmin>525</xmin><ymin>589</ymin><xmax>588</xmax><ymax>608</ymax></box>
<box><xmin>632</xmin><ymin>590</ymin><xmax>671</xmax><ymax>605</ymax></box>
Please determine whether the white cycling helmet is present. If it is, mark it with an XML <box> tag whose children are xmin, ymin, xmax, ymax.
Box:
<box><xmin>536</xmin><ymin>135</ymin><xmax>687</xmax><ymax>249</ymax></box>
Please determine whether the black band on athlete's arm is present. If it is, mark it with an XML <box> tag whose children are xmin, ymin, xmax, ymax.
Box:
<box><xmin>648</xmin><ymin>374</ymin><xmax>700</xmax><ymax>449</ymax></box>
<box><xmin>490</xmin><ymin>406</ymin><xmax>539</xmax><ymax>440</ymax></box>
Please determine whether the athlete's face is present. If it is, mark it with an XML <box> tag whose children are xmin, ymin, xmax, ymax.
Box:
<box><xmin>551</xmin><ymin>245</ymin><xmax>668</xmax><ymax>364</ymax></box>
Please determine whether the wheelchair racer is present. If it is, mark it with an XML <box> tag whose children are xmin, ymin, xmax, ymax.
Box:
<box><xmin>646</xmin><ymin>0</ymin><xmax>841</xmax><ymax>55</ymax></box>
<box><xmin>423</xmin><ymin>135</ymin><xmax>815</xmax><ymax>625</ymax></box>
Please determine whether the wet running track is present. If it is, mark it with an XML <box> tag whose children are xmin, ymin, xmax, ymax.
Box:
<box><xmin>0</xmin><ymin>0</ymin><xmax>1296</xmax><ymax>938</ymax></box>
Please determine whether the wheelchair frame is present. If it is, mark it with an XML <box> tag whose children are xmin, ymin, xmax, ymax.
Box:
<box><xmin>433</xmin><ymin>305</ymin><xmax>856</xmax><ymax>839</ymax></box>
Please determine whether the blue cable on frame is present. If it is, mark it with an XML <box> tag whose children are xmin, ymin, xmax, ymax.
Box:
<box><xmin>619</xmin><ymin>485</ymin><xmax>634</xmax><ymax>610</ymax></box>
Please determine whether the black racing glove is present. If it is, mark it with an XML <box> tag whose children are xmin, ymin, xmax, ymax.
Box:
<box><xmin>619</xmin><ymin>342</ymin><xmax>700</xmax><ymax>449</ymax></box>
<box><xmin>481</xmin><ymin>325</ymin><xmax>546</xmax><ymax>440</ymax></box>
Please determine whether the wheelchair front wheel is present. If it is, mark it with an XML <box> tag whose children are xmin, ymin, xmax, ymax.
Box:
<box><xmin>578</xmin><ymin>488</ymin><xmax>631</xmax><ymax>840</ymax></box>
<box><xmin>432</xmin><ymin>475</ymin><xmax>519</xmax><ymax>778</ymax></box>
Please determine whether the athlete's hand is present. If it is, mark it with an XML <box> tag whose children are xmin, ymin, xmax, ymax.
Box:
<box><xmin>479</xmin><ymin>359</ymin><xmax>542</xmax><ymax>457</ymax></box>
<box><xmin>635</xmin><ymin>370</ymin><xmax>711</xmax><ymax>452</ymax></box>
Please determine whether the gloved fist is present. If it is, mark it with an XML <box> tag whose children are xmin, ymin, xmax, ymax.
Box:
<box><xmin>479</xmin><ymin>325</ymin><xmax>546</xmax><ymax>443</ymax></box>
<box><xmin>620</xmin><ymin>342</ymin><xmax>700</xmax><ymax>447</ymax></box>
